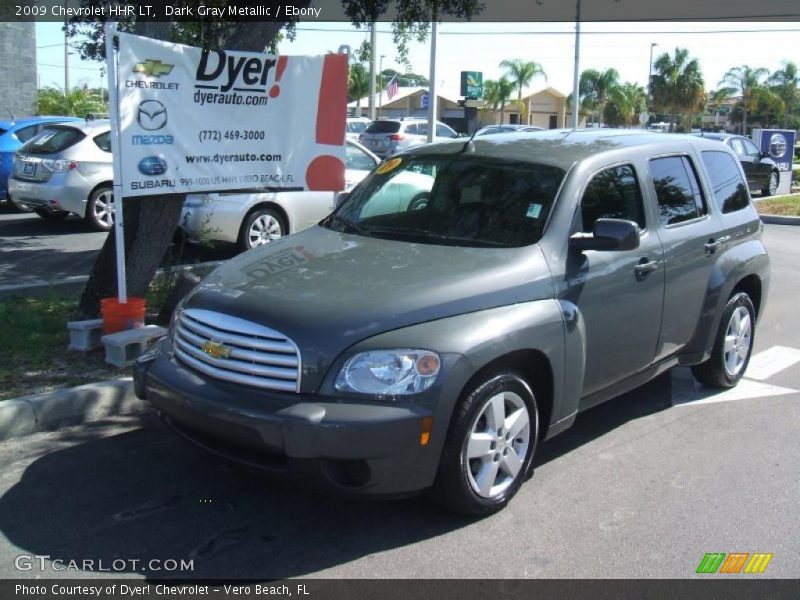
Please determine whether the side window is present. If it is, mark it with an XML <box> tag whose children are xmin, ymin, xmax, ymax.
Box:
<box><xmin>14</xmin><ymin>125</ymin><xmax>39</xmax><ymax>143</ymax></box>
<box><xmin>416</xmin><ymin>122</ymin><xmax>429</xmax><ymax>137</ymax></box>
<box><xmin>93</xmin><ymin>131</ymin><xmax>112</xmax><ymax>153</ymax></box>
<box><xmin>345</xmin><ymin>143</ymin><xmax>378</xmax><ymax>171</ymax></box>
<box><xmin>580</xmin><ymin>164</ymin><xmax>646</xmax><ymax>232</ymax></box>
<box><xmin>730</xmin><ymin>138</ymin><xmax>745</xmax><ymax>156</ymax></box>
<box><xmin>742</xmin><ymin>138</ymin><xmax>761</xmax><ymax>158</ymax></box>
<box><xmin>649</xmin><ymin>156</ymin><xmax>707</xmax><ymax>226</ymax></box>
<box><xmin>404</xmin><ymin>123</ymin><xmax>418</xmax><ymax>135</ymax></box>
<box><xmin>436</xmin><ymin>123</ymin><xmax>457</xmax><ymax>138</ymax></box>
<box><xmin>701</xmin><ymin>150</ymin><xmax>750</xmax><ymax>213</ymax></box>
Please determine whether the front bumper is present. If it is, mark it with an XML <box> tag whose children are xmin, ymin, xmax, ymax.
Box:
<box><xmin>134</xmin><ymin>339</ymin><xmax>448</xmax><ymax>496</ymax></box>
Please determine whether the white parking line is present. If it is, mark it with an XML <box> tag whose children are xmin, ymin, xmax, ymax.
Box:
<box><xmin>744</xmin><ymin>346</ymin><xmax>800</xmax><ymax>381</ymax></box>
<box><xmin>670</xmin><ymin>367</ymin><xmax>798</xmax><ymax>407</ymax></box>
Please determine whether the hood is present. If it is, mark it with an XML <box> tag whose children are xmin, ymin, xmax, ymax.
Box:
<box><xmin>183</xmin><ymin>226</ymin><xmax>554</xmax><ymax>390</ymax></box>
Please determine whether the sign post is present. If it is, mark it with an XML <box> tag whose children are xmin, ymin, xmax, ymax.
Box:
<box><xmin>460</xmin><ymin>71</ymin><xmax>483</xmax><ymax>99</ymax></box>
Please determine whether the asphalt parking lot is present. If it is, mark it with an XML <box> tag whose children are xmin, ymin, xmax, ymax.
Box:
<box><xmin>0</xmin><ymin>223</ymin><xmax>797</xmax><ymax>579</ymax></box>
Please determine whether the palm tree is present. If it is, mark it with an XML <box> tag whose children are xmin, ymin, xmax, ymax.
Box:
<box><xmin>768</xmin><ymin>61</ymin><xmax>800</xmax><ymax>128</ymax></box>
<box><xmin>578</xmin><ymin>68</ymin><xmax>620</xmax><ymax>125</ymax></box>
<box><xmin>348</xmin><ymin>63</ymin><xmax>370</xmax><ymax>117</ymax></box>
<box><xmin>604</xmin><ymin>83</ymin><xmax>647</xmax><ymax>127</ymax></box>
<box><xmin>500</xmin><ymin>59</ymin><xmax>546</xmax><ymax>123</ymax></box>
<box><xmin>717</xmin><ymin>65</ymin><xmax>770</xmax><ymax>134</ymax></box>
<box><xmin>649</xmin><ymin>47</ymin><xmax>705</xmax><ymax>132</ymax></box>
<box><xmin>482</xmin><ymin>77</ymin><xmax>515</xmax><ymax>124</ymax></box>
<box><xmin>37</xmin><ymin>86</ymin><xmax>105</xmax><ymax>117</ymax></box>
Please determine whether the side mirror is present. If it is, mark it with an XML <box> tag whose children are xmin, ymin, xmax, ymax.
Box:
<box><xmin>569</xmin><ymin>218</ymin><xmax>640</xmax><ymax>252</ymax></box>
<box><xmin>334</xmin><ymin>191</ymin><xmax>350</xmax><ymax>208</ymax></box>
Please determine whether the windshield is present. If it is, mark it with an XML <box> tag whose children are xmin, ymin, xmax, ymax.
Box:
<box><xmin>323</xmin><ymin>154</ymin><xmax>564</xmax><ymax>248</ymax></box>
<box><xmin>19</xmin><ymin>126</ymin><xmax>85</xmax><ymax>155</ymax></box>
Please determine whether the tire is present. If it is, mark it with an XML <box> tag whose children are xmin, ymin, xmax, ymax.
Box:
<box><xmin>407</xmin><ymin>192</ymin><xmax>430</xmax><ymax>212</ymax></box>
<box><xmin>34</xmin><ymin>208</ymin><xmax>68</xmax><ymax>221</ymax></box>
<box><xmin>691</xmin><ymin>292</ymin><xmax>755</xmax><ymax>389</ymax></box>
<box><xmin>85</xmin><ymin>186</ymin><xmax>114</xmax><ymax>231</ymax></box>
<box><xmin>238</xmin><ymin>207</ymin><xmax>285</xmax><ymax>251</ymax></box>
<box><xmin>762</xmin><ymin>171</ymin><xmax>779</xmax><ymax>197</ymax></box>
<box><xmin>431</xmin><ymin>371</ymin><xmax>538</xmax><ymax>516</ymax></box>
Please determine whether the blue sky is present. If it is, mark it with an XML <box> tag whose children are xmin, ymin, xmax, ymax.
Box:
<box><xmin>35</xmin><ymin>21</ymin><xmax>800</xmax><ymax>98</ymax></box>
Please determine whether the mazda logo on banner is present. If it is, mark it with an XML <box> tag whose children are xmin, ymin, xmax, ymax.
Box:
<box><xmin>137</xmin><ymin>100</ymin><xmax>168</xmax><ymax>130</ymax></box>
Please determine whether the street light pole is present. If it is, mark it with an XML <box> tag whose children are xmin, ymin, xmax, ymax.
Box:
<box><xmin>571</xmin><ymin>0</ymin><xmax>581</xmax><ymax>129</ymax></box>
<box><xmin>378</xmin><ymin>54</ymin><xmax>385</xmax><ymax>119</ymax></box>
<box><xmin>368</xmin><ymin>22</ymin><xmax>377</xmax><ymax>120</ymax></box>
<box><xmin>647</xmin><ymin>43</ymin><xmax>657</xmax><ymax>111</ymax></box>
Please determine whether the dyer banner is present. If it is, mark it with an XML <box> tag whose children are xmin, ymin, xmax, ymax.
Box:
<box><xmin>115</xmin><ymin>31</ymin><xmax>348</xmax><ymax>197</ymax></box>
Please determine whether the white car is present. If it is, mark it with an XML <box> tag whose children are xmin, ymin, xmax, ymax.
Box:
<box><xmin>181</xmin><ymin>140</ymin><xmax>381</xmax><ymax>251</ymax></box>
<box><xmin>345</xmin><ymin>117</ymin><xmax>371</xmax><ymax>142</ymax></box>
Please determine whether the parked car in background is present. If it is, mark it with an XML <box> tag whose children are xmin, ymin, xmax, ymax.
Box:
<box><xmin>135</xmin><ymin>129</ymin><xmax>768</xmax><ymax>515</ymax></box>
<box><xmin>181</xmin><ymin>140</ymin><xmax>380</xmax><ymax>251</ymax></box>
<box><xmin>359</xmin><ymin>117</ymin><xmax>459</xmax><ymax>157</ymax></box>
<box><xmin>8</xmin><ymin>120</ymin><xmax>114</xmax><ymax>230</ymax></box>
<box><xmin>345</xmin><ymin>117</ymin><xmax>371</xmax><ymax>142</ymax></box>
<box><xmin>694</xmin><ymin>132</ymin><xmax>780</xmax><ymax>196</ymax></box>
<box><xmin>475</xmin><ymin>124</ymin><xmax>544</xmax><ymax>136</ymax></box>
<box><xmin>0</xmin><ymin>116</ymin><xmax>81</xmax><ymax>210</ymax></box>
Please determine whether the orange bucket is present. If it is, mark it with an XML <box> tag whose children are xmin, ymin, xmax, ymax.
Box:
<box><xmin>101</xmin><ymin>297</ymin><xmax>146</xmax><ymax>334</ymax></box>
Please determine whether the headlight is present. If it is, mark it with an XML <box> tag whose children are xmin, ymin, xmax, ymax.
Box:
<box><xmin>335</xmin><ymin>349</ymin><xmax>441</xmax><ymax>396</ymax></box>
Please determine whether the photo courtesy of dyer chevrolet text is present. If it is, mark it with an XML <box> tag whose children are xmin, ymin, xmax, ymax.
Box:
<box><xmin>15</xmin><ymin>583</ymin><xmax>310</xmax><ymax>597</ymax></box>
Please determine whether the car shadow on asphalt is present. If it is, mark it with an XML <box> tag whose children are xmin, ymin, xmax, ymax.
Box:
<box><xmin>0</xmin><ymin>373</ymin><xmax>677</xmax><ymax>580</ymax></box>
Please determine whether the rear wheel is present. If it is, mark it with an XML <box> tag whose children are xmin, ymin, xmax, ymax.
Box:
<box><xmin>762</xmin><ymin>171</ymin><xmax>779</xmax><ymax>196</ymax></box>
<box><xmin>691</xmin><ymin>292</ymin><xmax>755</xmax><ymax>389</ymax></box>
<box><xmin>238</xmin><ymin>207</ymin><xmax>285</xmax><ymax>251</ymax></box>
<box><xmin>431</xmin><ymin>371</ymin><xmax>538</xmax><ymax>516</ymax></box>
<box><xmin>34</xmin><ymin>208</ymin><xmax>68</xmax><ymax>221</ymax></box>
<box><xmin>85</xmin><ymin>186</ymin><xmax>114</xmax><ymax>231</ymax></box>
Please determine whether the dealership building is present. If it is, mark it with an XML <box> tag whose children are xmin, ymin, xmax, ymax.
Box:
<box><xmin>0</xmin><ymin>22</ymin><xmax>37</xmax><ymax>118</ymax></box>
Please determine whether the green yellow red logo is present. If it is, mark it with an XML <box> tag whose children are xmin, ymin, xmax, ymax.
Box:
<box><xmin>696</xmin><ymin>552</ymin><xmax>773</xmax><ymax>574</ymax></box>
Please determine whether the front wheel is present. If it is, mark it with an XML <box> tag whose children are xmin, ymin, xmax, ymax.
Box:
<box><xmin>431</xmin><ymin>372</ymin><xmax>538</xmax><ymax>516</ymax></box>
<box><xmin>238</xmin><ymin>207</ymin><xmax>285</xmax><ymax>251</ymax></box>
<box><xmin>762</xmin><ymin>171</ymin><xmax>779</xmax><ymax>197</ymax></box>
<box><xmin>692</xmin><ymin>292</ymin><xmax>755</xmax><ymax>389</ymax></box>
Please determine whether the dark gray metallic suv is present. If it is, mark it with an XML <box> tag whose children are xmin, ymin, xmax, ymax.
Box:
<box><xmin>134</xmin><ymin>129</ymin><xmax>770</xmax><ymax>515</ymax></box>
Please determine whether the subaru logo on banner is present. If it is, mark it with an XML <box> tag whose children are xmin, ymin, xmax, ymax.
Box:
<box><xmin>753</xmin><ymin>128</ymin><xmax>796</xmax><ymax>173</ymax></box>
<box><xmin>138</xmin><ymin>155</ymin><xmax>168</xmax><ymax>176</ymax></box>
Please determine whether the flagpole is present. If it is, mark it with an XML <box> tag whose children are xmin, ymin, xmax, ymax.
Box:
<box><xmin>105</xmin><ymin>22</ymin><xmax>127</xmax><ymax>303</ymax></box>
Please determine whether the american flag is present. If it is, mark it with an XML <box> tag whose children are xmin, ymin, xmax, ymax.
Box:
<box><xmin>385</xmin><ymin>75</ymin><xmax>399</xmax><ymax>101</ymax></box>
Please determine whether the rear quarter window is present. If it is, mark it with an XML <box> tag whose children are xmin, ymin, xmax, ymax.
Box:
<box><xmin>93</xmin><ymin>131</ymin><xmax>112</xmax><ymax>153</ymax></box>
<box><xmin>701</xmin><ymin>150</ymin><xmax>750</xmax><ymax>213</ymax></box>
<box><xmin>649</xmin><ymin>156</ymin><xmax>707</xmax><ymax>226</ymax></box>
<box><xmin>365</xmin><ymin>121</ymin><xmax>401</xmax><ymax>134</ymax></box>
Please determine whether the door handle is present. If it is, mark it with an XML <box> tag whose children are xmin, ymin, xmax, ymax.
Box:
<box><xmin>634</xmin><ymin>259</ymin><xmax>659</xmax><ymax>276</ymax></box>
<box><xmin>704</xmin><ymin>238</ymin><xmax>723</xmax><ymax>254</ymax></box>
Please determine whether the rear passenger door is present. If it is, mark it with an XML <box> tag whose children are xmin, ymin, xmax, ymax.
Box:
<box><xmin>565</xmin><ymin>163</ymin><xmax>665</xmax><ymax>397</ymax></box>
<box><xmin>649</xmin><ymin>154</ymin><xmax>724</xmax><ymax>362</ymax></box>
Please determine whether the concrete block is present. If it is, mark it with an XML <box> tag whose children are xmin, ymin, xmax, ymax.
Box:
<box><xmin>67</xmin><ymin>319</ymin><xmax>104</xmax><ymax>351</ymax></box>
<box><xmin>0</xmin><ymin>400</ymin><xmax>38</xmax><ymax>442</ymax></box>
<box><xmin>102</xmin><ymin>325</ymin><xmax>167</xmax><ymax>368</ymax></box>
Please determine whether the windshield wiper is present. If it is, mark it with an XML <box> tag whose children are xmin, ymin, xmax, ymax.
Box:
<box><xmin>322</xmin><ymin>214</ymin><xmax>371</xmax><ymax>237</ymax></box>
<box><xmin>363</xmin><ymin>226</ymin><xmax>507</xmax><ymax>247</ymax></box>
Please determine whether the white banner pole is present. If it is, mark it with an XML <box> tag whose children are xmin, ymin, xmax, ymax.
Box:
<box><xmin>105</xmin><ymin>22</ymin><xmax>127</xmax><ymax>303</ymax></box>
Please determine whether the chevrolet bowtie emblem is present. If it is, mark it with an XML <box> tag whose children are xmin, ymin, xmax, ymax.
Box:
<box><xmin>133</xmin><ymin>59</ymin><xmax>174</xmax><ymax>78</ymax></box>
<box><xmin>201</xmin><ymin>340</ymin><xmax>231</xmax><ymax>359</ymax></box>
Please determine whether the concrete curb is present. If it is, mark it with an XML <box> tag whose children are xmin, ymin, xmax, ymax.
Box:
<box><xmin>760</xmin><ymin>214</ymin><xmax>800</xmax><ymax>226</ymax></box>
<box><xmin>0</xmin><ymin>378</ymin><xmax>147</xmax><ymax>442</ymax></box>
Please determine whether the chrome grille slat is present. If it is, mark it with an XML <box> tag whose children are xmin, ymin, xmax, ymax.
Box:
<box><xmin>180</xmin><ymin>315</ymin><xmax>296</xmax><ymax>354</ymax></box>
<box><xmin>176</xmin><ymin>325</ymin><xmax>298</xmax><ymax>367</ymax></box>
<box><xmin>174</xmin><ymin>308</ymin><xmax>301</xmax><ymax>393</ymax></box>
<box><xmin>173</xmin><ymin>336</ymin><xmax>297</xmax><ymax>380</ymax></box>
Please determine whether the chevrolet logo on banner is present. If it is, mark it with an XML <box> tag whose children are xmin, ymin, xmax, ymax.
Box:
<box><xmin>133</xmin><ymin>59</ymin><xmax>174</xmax><ymax>77</ymax></box>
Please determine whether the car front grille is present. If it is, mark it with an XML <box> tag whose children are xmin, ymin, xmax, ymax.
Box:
<box><xmin>173</xmin><ymin>308</ymin><xmax>300</xmax><ymax>393</ymax></box>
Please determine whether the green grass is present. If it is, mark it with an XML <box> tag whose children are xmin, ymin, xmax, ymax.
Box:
<box><xmin>756</xmin><ymin>194</ymin><xmax>800</xmax><ymax>216</ymax></box>
<box><xmin>0</xmin><ymin>294</ymin><xmax>127</xmax><ymax>401</ymax></box>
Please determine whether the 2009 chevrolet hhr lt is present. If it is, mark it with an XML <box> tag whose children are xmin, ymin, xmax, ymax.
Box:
<box><xmin>134</xmin><ymin>129</ymin><xmax>770</xmax><ymax>515</ymax></box>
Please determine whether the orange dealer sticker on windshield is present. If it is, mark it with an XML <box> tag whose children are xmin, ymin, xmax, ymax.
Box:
<box><xmin>376</xmin><ymin>157</ymin><xmax>402</xmax><ymax>175</ymax></box>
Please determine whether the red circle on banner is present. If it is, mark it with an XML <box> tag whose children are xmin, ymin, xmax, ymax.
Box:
<box><xmin>306</xmin><ymin>155</ymin><xmax>345</xmax><ymax>191</ymax></box>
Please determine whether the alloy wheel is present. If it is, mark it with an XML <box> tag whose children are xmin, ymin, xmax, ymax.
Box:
<box><xmin>93</xmin><ymin>190</ymin><xmax>114</xmax><ymax>228</ymax></box>
<box><xmin>723</xmin><ymin>305</ymin><xmax>752</xmax><ymax>378</ymax></box>
<box><xmin>247</xmin><ymin>214</ymin><xmax>282</xmax><ymax>248</ymax></box>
